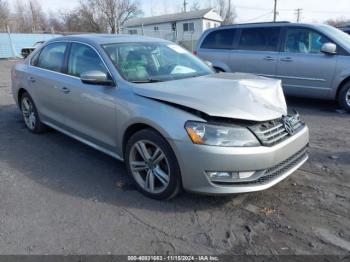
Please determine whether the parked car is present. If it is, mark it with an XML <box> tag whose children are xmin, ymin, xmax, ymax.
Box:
<box><xmin>343</xmin><ymin>29</ymin><xmax>350</xmax><ymax>35</ymax></box>
<box><xmin>196</xmin><ymin>22</ymin><xmax>350</xmax><ymax>112</ymax></box>
<box><xmin>12</xmin><ymin>35</ymin><xmax>309</xmax><ymax>199</ymax></box>
<box><xmin>21</xmin><ymin>41</ymin><xmax>45</xmax><ymax>58</ymax></box>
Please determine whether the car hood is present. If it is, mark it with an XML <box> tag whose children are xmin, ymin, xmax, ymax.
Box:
<box><xmin>132</xmin><ymin>73</ymin><xmax>287</xmax><ymax>122</ymax></box>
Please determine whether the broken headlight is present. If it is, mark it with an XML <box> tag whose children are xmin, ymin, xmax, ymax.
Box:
<box><xmin>185</xmin><ymin>121</ymin><xmax>260</xmax><ymax>147</ymax></box>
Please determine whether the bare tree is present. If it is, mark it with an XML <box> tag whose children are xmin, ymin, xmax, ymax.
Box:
<box><xmin>60</xmin><ymin>4</ymin><xmax>107</xmax><ymax>33</ymax></box>
<box><xmin>10</xmin><ymin>0</ymin><xmax>49</xmax><ymax>32</ymax></box>
<box><xmin>28</xmin><ymin>0</ymin><xmax>48</xmax><ymax>32</ymax></box>
<box><xmin>0</xmin><ymin>0</ymin><xmax>10</xmax><ymax>31</ymax></box>
<box><xmin>190</xmin><ymin>1</ymin><xmax>201</xmax><ymax>11</ymax></box>
<box><xmin>47</xmin><ymin>12</ymin><xmax>65</xmax><ymax>33</ymax></box>
<box><xmin>92</xmin><ymin>0</ymin><xmax>142</xmax><ymax>33</ymax></box>
<box><xmin>216</xmin><ymin>0</ymin><xmax>236</xmax><ymax>25</ymax></box>
<box><xmin>12</xmin><ymin>0</ymin><xmax>32</xmax><ymax>32</ymax></box>
<box><xmin>325</xmin><ymin>18</ymin><xmax>350</xmax><ymax>28</ymax></box>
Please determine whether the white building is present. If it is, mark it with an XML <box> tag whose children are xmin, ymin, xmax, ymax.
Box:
<box><xmin>122</xmin><ymin>8</ymin><xmax>223</xmax><ymax>47</ymax></box>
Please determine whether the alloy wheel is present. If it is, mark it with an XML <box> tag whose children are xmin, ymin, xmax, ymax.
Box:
<box><xmin>129</xmin><ymin>140</ymin><xmax>170</xmax><ymax>194</ymax></box>
<box><xmin>346</xmin><ymin>88</ymin><xmax>350</xmax><ymax>107</ymax></box>
<box><xmin>21</xmin><ymin>97</ymin><xmax>36</xmax><ymax>130</ymax></box>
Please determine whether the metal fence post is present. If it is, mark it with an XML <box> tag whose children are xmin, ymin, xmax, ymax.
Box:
<box><xmin>6</xmin><ymin>25</ymin><xmax>17</xmax><ymax>58</ymax></box>
<box><xmin>191</xmin><ymin>31</ymin><xmax>194</xmax><ymax>52</ymax></box>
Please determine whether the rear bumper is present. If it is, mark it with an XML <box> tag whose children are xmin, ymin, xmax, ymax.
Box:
<box><xmin>173</xmin><ymin>126</ymin><xmax>309</xmax><ymax>195</ymax></box>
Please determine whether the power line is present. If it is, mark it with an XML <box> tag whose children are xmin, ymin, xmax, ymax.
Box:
<box><xmin>234</xmin><ymin>4</ymin><xmax>350</xmax><ymax>14</ymax></box>
<box><xmin>240</xmin><ymin>11</ymin><xmax>274</xmax><ymax>23</ymax></box>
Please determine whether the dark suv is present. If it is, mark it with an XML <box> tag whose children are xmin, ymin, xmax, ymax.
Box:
<box><xmin>196</xmin><ymin>22</ymin><xmax>350</xmax><ymax>112</ymax></box>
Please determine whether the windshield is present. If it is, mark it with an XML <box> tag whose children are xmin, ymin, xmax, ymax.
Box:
<box><xmin>102</xmin><ymin>42</ymin><xmax>213</xmax><ymax>83</ymax></box>
<box><xmin>318</xmin><ymin>25</ymin><xmax>350</xmax><ymax>49</ymax></box>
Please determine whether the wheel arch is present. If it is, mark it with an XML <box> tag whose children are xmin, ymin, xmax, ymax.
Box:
<box><xmin>336</xmin><ymin>76</ymin><xmax>350</xmax><ymax>100</ymax></box>
<box><xmin>210</xmin><ymin>60</ymin><xmax>231</xmax><ymax>73</ymax></box>
<box><xmin>122</xmin><ymin>121</ymin><xmax>175</xmax><ymax>158</ymax></box>
<box><xmin>213</xmin><ymin>66</ymin><xmax>225</xmax><ymax>73</ymax></box>
<box><xmin>17</xmin><ymin>88</ymin><xmax>28</xmax><ymax>109</ymax></box>
<box><xmin>122</xmin><ymin>123</ymin><xmax>153</xmax><ymax>156</ymax></box>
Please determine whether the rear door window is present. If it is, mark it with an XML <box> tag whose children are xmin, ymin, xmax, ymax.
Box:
<box><xmin>238</xmin><ymin>27</ymin><xmax>281</xmax><ymax>51</ymax></box>
<box><xmin>36</xmin><ymin>43</ymin><xmax>67</xmax><ymax>72</ymax></box>
<box><xmin>201</xmin><ymin>29</ymin><xmax>235</xmax><ymax>49</ymax></box>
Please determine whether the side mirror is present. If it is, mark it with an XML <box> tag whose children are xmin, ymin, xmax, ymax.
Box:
<box><xmin>80</xmin><ymin>70</ymin><xmax>114</xmax><ymax>86</ymax></box>
<box><xmin>321</xmin><ymin>43</ymin><xmax>337</xmax><ymax>55</ymax></box>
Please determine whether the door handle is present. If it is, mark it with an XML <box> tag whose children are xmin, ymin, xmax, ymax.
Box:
<box><xmin>60</xmin><ymin>87</ymin><xmax>70</xmax><ymax>94</ymax></box>
<box><xmin>263</xmin><ymin>56</ymin><xmax>275</xmax><ymax>61</ymax></box>
<box><xmin>280</xmin><ymin>57</ymin><xmax>293</xmax><ymax>62</ymax></box>
<box><xmin>27</xmin><ymin>76</ymin><xmax>36</xmax><ymax>83</ymax></box>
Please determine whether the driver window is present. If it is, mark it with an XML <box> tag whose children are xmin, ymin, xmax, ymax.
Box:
<box><xmin>67</xmin><ymin>43</ymin><xmax>107</xmax><ymax>77</ymax></box>
<box><xmin>284</xmin><ymin>28</ymin><xmax>331</xmax><ymax>54</ymax></box>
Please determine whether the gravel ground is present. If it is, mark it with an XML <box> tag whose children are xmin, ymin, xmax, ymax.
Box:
<box><xmin>0</xmin><ymin>59</ymin><xmax>349</xmax><ymax>255</ymax></box>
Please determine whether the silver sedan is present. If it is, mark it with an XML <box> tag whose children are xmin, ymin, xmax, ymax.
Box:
<box><xmin>12</xmin><ymin>34</ymin><xmax>309</xmax><ymax>199</ymax></box>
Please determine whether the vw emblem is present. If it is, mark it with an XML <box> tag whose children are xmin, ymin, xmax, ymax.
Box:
<box><xmin>283</xmin><ymin>118</ymin><xmax>295</xmax><ymax>135</ymax></box>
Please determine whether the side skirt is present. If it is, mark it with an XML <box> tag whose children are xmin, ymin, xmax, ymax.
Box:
<box><xmin>42</xmin><ymin>120</ymin><xmax>124</xmax><ymax>162</ymax></box>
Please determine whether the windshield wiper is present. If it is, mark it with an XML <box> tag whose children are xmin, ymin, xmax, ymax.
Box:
<box><xmin>131</xmin><ymin>78</ymin><xmax>165</xmax><ymax>83</ymax></box>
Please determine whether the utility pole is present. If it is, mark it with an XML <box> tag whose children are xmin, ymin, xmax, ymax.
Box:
<box><xmin>295</xmin><ymin>8</ymin><xmax>303</xmax><ymax>22</ymax></box>
<box><xmin>183</xmin><ymin>0</ymin><xmax>188</xmax><ymax>12</ymax></box>
<box><xmin>273</xmin><ymin>0</ymin><xmax>278</xmax><ymax>22</ymax></box>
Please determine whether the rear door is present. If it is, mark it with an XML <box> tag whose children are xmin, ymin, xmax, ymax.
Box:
<box><xmin>197</xmin><ymin>28</ymin><xmax>236</xmax><ymax>72</ymax></box>
<box><xmin>276</xmin><ymin>27</ymin><xmax>337</xmax><ymax>98</ymax></box>
<box><xmin>28</xmin><ymin>42</ymin><xmax>69</xmax><ymax>126</ymax></box>
<box><xmin>230</xmin><ymin>27</ymin><xmax>281</xmax><ymax>77</ymax></box>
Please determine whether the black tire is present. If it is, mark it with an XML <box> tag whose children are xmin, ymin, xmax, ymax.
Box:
<box><xmin>214</xmin><ymin>67</ymin><xmax>225</xmax><ymax>73</ymax></box>
<box><xmin>20</xmin><ymin>92</ymin><xmax>48</xmax><ymax>133</ymax></box>
<box><xmin>338</xmin><ymin>82</ymin><xmax>350</xmax><ymax>112</ymax></box>
<box><xmin>125</xmin><ymin>128</ymin><xmax>182</xmax><ymax>200</ymax></box>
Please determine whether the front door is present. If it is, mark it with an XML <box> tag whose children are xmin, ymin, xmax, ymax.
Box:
<box><xmin>62</xmin><ymin>43</ymin><xmax>117</xmax><ymax>150</ymax></box>
<box><xmin>276</xmin><ymin>27</ymin><xmax>337</xmax><ymax>98</ymax></box>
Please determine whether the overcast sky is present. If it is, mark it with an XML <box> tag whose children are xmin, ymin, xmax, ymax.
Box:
<box><xmin>15</xmin><ymin>0</ymin><xmax>350</xmax><ymax>24</ymax></box>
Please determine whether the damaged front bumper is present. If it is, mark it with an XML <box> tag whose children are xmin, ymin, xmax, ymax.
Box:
<box><xmin>172</xmin><ymin>125</ymin><xmax>309</xmax><ymax>195</ymax></box>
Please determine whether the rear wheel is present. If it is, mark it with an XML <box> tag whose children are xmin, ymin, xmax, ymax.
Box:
<box><xmin>20</xmin><ymin>92</ymin><xmax>48</xmax><ymax>133</ymax></box>
<box><xmin>338</xmin><ymin>82</ymin><xmax>350</xmax><ymax>112</ymax></box>
<box><xmin>125</xmin><ymin>129</ymin><xmax>182</xmax><ymax>200</ymax></box>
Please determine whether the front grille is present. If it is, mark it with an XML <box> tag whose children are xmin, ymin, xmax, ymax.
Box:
<box><xmin>249</xmin><ymin>114</ymin><xmax>305</xmax><ymax>147</ymax></box>
<box><xmin>213</xmin><ymin>146</ymin><xmax>308</xmax><ymax>186</ymax></box>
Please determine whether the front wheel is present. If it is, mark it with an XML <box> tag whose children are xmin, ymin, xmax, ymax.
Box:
<box><xmin>125</xmin><ymin>129</ymin><xmax>182</xmax><ymax>200</ymax></box>
<box><xmin>338</xmin><ymin>82</ymin><xmax>350</xmax><ymax>112</ymax></box>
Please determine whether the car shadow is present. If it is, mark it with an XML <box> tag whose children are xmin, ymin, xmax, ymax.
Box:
<box><xmin>0</xmin><ymin>104</ymin><xmax>238</xmax><ymax>212</ymax></box>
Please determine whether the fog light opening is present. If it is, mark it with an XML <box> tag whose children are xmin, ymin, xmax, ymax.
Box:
<box><xmin>207</xmin><ymin>172</ymin><xmax>239</xmax><ymax>182</ymax></box>
<box><xmin>207</xmin><ymin>171</ymin><xmax>255</xmax><ymax>182</ymax></box>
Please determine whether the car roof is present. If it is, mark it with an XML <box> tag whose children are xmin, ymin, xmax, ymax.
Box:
<box><xmin>213</xmin><ymin>21</ymin><xmax>326</xmax><ymax>30</ymax></box>
<box><xmin>45</xmin><ymin>34</ymin><xmax>171</xmax><ymax>46</ymax></box>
